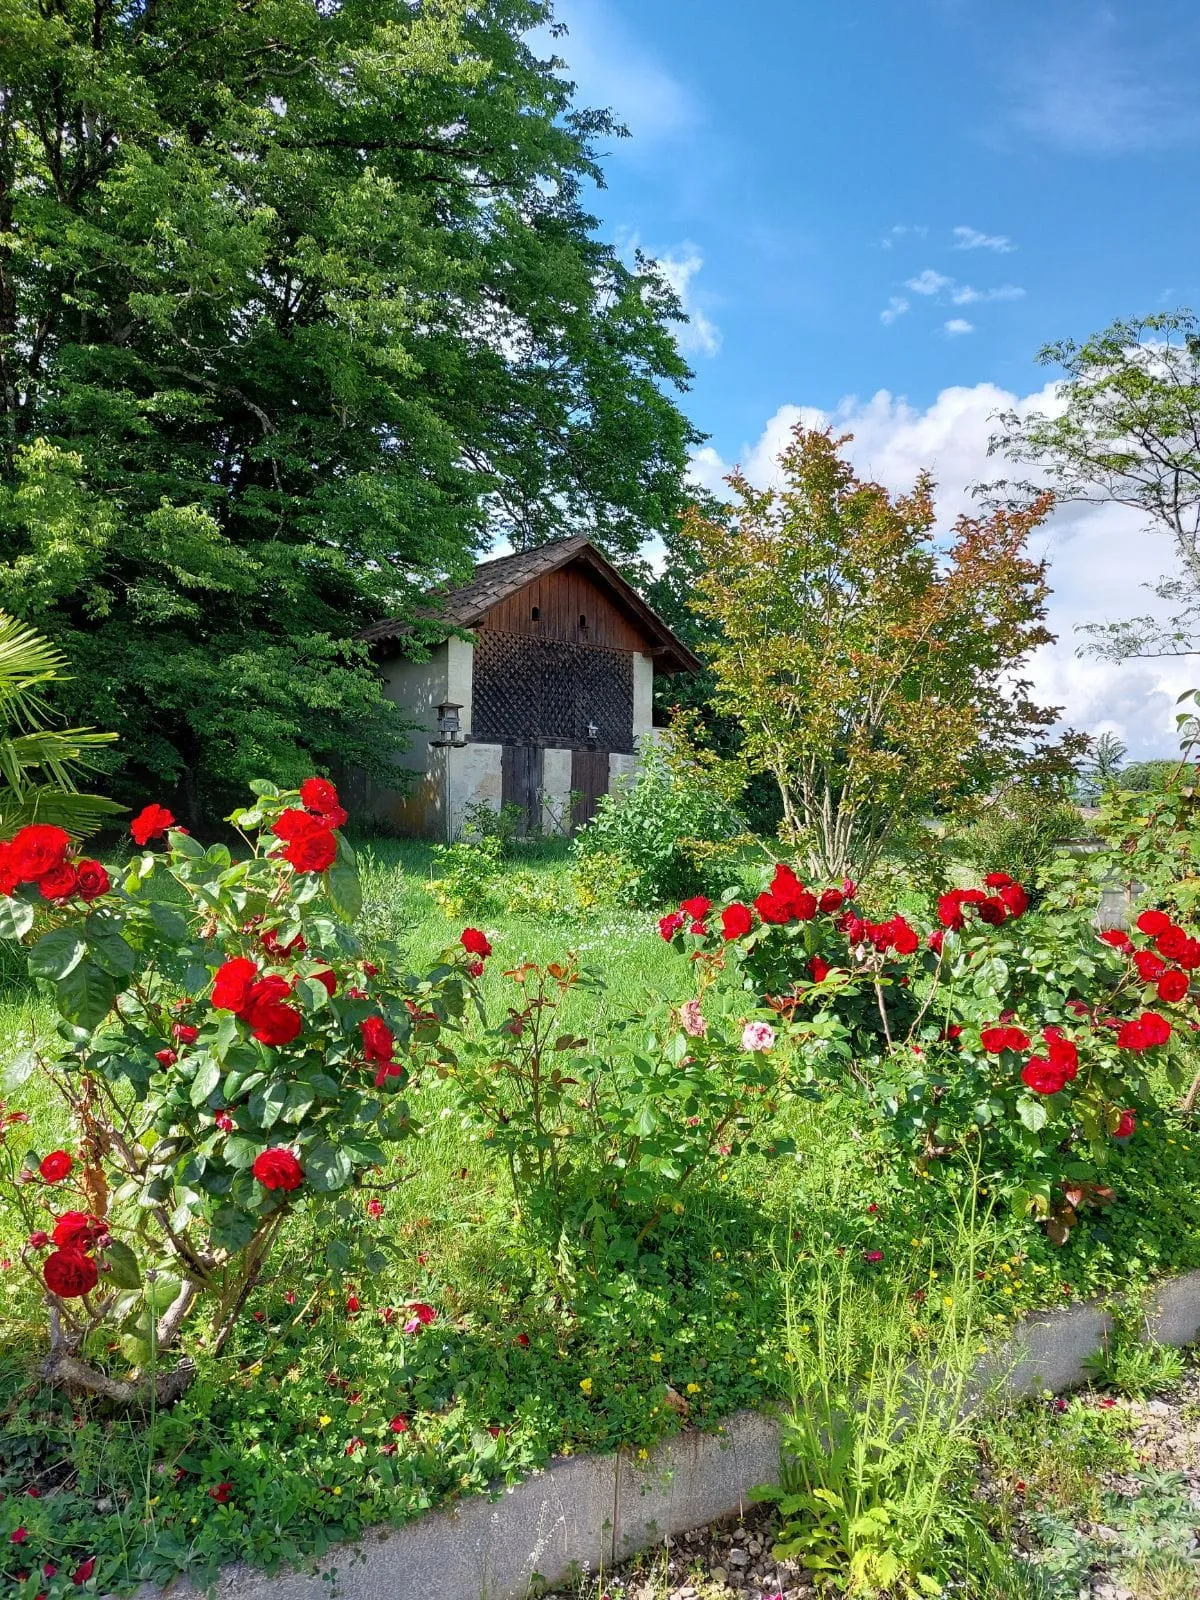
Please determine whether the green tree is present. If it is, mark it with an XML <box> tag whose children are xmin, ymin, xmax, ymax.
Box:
<box><xmin>0</xmin><ymin>611</ymin><xmax>122</xmax><ymax>837</ymax></box>
<box><xmin>0</xmin><ymin>0</ymin><xmax>697</xmax><ymax>821</ymax></box>
<box><xmin>992</xmin><ymin>310</ymin><xmax>1200</xmax><ymax>660</ymax></box>
<box><xmin>681</xmin><ymin>428</ymin><xmax>1082</xmax><ymax>879</ymax></box>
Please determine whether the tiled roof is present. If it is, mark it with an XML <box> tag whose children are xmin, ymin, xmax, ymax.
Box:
<box><xmin>361</xmin><ymin>536</ymin><xmax>699</xmax><ymax>672</ymax></box>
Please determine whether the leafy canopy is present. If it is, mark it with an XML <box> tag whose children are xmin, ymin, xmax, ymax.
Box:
<box><xmin>992</xmin><ymin>310</ymin><xmax>1200</xmax><ymax>660</ymax></box>
<box><xmin>0</xmin><ymin>0</ymin><xmax>697</xmax><ymax>815</ymax></box>
<box><xmin>681</xmin><ymin>427</ymin><xmax>1080</xmax><ymax>878</ymax></box>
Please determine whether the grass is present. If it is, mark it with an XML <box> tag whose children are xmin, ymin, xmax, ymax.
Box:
<box><xmin>3</xmin><ymin>841</ymin><xmax>1200</xmax><ymax>1594</ymax></box>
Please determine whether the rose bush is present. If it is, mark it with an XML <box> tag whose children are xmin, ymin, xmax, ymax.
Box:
<box><xmin>660</xmin><ymin>859</ymin><xmax>1198</xmax><ymax>1243</ymax></box>
<box><xmin>0</xmin><ymin>780</ymin><xmax>474</xmax><ymax>1401</ymax></box>
<box><xmin>437</xmin><ymin>952</ymin><xmax>792</xmax><ymax>1260</ymax></box>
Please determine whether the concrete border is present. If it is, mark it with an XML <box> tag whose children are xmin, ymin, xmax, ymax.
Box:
<box><xmin>111</xmin><ymin>1270</ymin><xmax>1200</xmax><ymax>1600</ymax></box>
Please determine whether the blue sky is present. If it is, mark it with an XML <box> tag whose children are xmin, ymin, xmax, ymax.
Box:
<box><xmin>550</xmin><ymin>0</ymin><xmax>1200</xmax><ymax>758</ymax></box>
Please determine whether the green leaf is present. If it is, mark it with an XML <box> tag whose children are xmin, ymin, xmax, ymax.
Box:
<box><xmin>223</xmin><ymin>1134</ymin><xmax>259</xmax><ymax>1170</ymax></box>
<box><xmin>223</xmin><ymin>1063</ymin><xmax>265</xmax><ymax>1101</ymax></box>
<box><xmin>281</xmin><ymin>1081</ymin><xmax>316</xmax><ymax>1123</ymax></box>
<box><xmin>104</xmin><ymin>1239</ymin><xmax>142</xmax><ymax>1290</ymax></box>
<box><xmin>303</xmin><ymin>1140</ymin><xmax>353</xmax><ymax>1192</ymax></box>
<box><xmin>0</xmin><ymin>895</ymin><xmax>34</xmax><ymax>940</ymax></box>
<box><xmin>55</xmin><ymin>959</ymin><xmax>116</xmax><ymax>1028</ymax></box>
<box><xmin>3</xmin><ymin>1048</ymin><xmax>36</xmax><ymax>1086</ymax></box>
<box><xmin>29</xmin><ymin>926</ymin><xmax>86</xmax><ymax>980</ymax></box>
<box><xmin>189</xmin><ymin>1058</ymin><xmax>221</xmax><ymax>1107</ymax></box>
<box><xmin>1017</xmin><ymin>1097</ymin><xmax>1049</xmax><ymax>1132</ymax></box>
<box><xmin>326</xmin><ymin>835</ymin><xmax>362</xmax><ymax>924</ymax></box>
<box><xmin>294</xmin><ymin>976</ymin><xmax>330</xmax><ymax>1012</ymax></box>
<box><xmin>85</xmin><ymin>917</ymin><xmax>137</xmax><ymax>976</ymax></box>
<box><xmin>209</xmin><ymin>1206</ymin><xmax>257</xmax><ymax>1254</ymax></box>
<box><xmin>149</xmin><ymin>903</ymin><xmax>190</xmax><ymax>942</ymax></box>
<box><xmin>248</xmin><ymin>1079</ymin><xmax>288</xmax><ymax>1130</ymax></box>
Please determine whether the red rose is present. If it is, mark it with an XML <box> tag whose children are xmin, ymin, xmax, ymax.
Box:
<box><xmin>214</xmin><ymin>1110</ymin><xmax>234</xmax><ymax>1133</ymax></box>
<box><xmin>999</xmin><ymin>883</ymin><xmax>1028</xmax><ymax>918</ymax></box>
<box><xmin>261</xmin><ymin>928</ymin><xmax>306</xmax><ymax>958</ymax></box>
<box><xmin>980</xmin><ymin>1025</ymin><xmax>1030</xmax><ymax>1054</ymax></box>
<box><xmin>818</xmin><ymin>887</ymin><xmax>844</xmax><ymax>914</ymax></box>
<box><xmin>252</xmin><ymin>1147</ymin><xmax>303</xmax><ymax>1191</ymax></box>
<box><xmin>75</xmin><ymin>859</ymin><xmax>110</xmax><ymax>903</ymax></box>
<box><xmin>809</xmin><ymin>956</ymin><xmax>832</xmax><ymax>983</ymax></box>
<box><xmin>208</xmin><ymin>1482</ymin><xmax>233</xmax><ymax>1503</ymax></box>
<box><xmin>720</xmin><ymin>902</ymin><xmax>753</xmax><ymax>940</ymax></box>
<box><xmin>1021</xmin><ymin>1056</ymin><xmax>1069</xmax><ymax>1095</ymax></box>
<box><xmin>361</xmin><ymin>1016</ymin><xmax>395</xmax><ymax>1063</ymax></box>
<box><xmin>887</xmin><ymin>917</ymin><xmax>919</xmax><ymax>955</ymax></box>
<box><xmin>1155</xmin><ymin>926</ymin><xmax>1190</xmax><ymax>962</ymax></box>
<box><xmin>680</xmin><ymin>895</ymin><xmax>711</xmax><ymax>920</ymax></box>
<box><xmin>155</xmin><ymin>1048</ymin><xmax>177</xmax><ymax>1067</ymax></box>
<box><xmin>8</xmin><ymin>823</ymin><xmax>71</xmax><ymax>882</ymax></box>
<box><xmin>1134</xmin><ymin>950</ymin><xmax>1167</xmax><ymax>982</ymax></box>
<box><xmin>984</xmin><ymin>871</ymin><xmax>1015</xmax><ymax>889</ymax></box>
<box><xmin>51</xmin><ymin>1211</ymin><xmax>106</xmax><ymax>1249</ymax></box>
<box><xmin>39</xmin><ymin>1150</ymin><xmax>73</xmax><ymax>1184</ymax></box>
<box><xmin>1117</xmin><ymin>1011</ymin><xmax>1172</xmax><ymax>1051</ymax></box>
<box><xmin>927</xmin><ymin>928</ymin><xmax>945</xmax><ymax>954</ymax></box>
<box><xmin>1043</xmin><ymin>1028</ymin><xmax>1079</xmax><ymax>1080</ymax></box>
<box><xmin>312</xmin><ymin>968</ymin><xmax>337</xmax><ymax>997</ymax></box>
<box><xmin>38</xmin><ymin>861</ymin><xmax>78</xmax><ymax>901</ymax></box>
<box><xmin>461</xmin><ymin>927</ymin><xmax>492</xmax><ymax>958</ymax></box>
<box><xmin>270</xmin><ymin>808</ymin><xmax>315</xmax><ymax>842</ymax></box>
<box><xmin>1157</xmin><ymin>970</ymin><xmax>1189</xmax><ymax>1003</ymax></box>
<box><xmin>172</xmin><ymin>1022</ymin><xmax>199</xmax><ymax>1044</ymax></box>
<box><xmin>940</xmin><ymin>1024</ymin><xmax>963</xmax><ymax>1041</ymax></box>
<box><xmin>43</xmin><ymin>1249</ymin><xmax>99</xmax><ymax>1298</ymax></box>
<box><xmin>10</xmin><ymin>1526</ymin><xmax>27</xmax><ymax>1543</ymax></box>
<box><xmin>73</xmin><ymin>1556</ymin><xmax>96</xmax><ymax>1585</ymax></box>
<box><xmin>27</xmin><ymin>1230</ymin><xmax>49</xmax><ymax>1248</ymax></box>
<box><xmin>285</xmin><ymin>826</ymin><xmax>337</xmax><ymax>874</ymax></box>
<box><xmin>406</xmin><ymin>1301</ymin><xmax>436</xmax><ymax>1325</ymax></box>
<box><xmin>389</xmin><ymin>1414</ymin><xmax>410</xmax><ymax>1433</ymax></box>
<box><xmin>1098</xmin><ymin>928</ymin><xmax>1132</xmax><ymax>952</ymax></box>
<box><xmin>131</xmin><ymin>803</ymin><xmax>175</xmax><ymax>846</ymax></box>
<box><xmin>1114</xmin><ymin>1109</ymin><xmax>1136</xmax><ymax>1139</ymax></box>
<box><xmin>212</xmin><ymin>956</ymin><xmax>258</xmax><ymax>1013</ymax></box>
<box><xmin>753</xmin><ymin>891</ymin><xmax>791</xmax><ymax>925</ymax></box>
<box><xmin>467</xmin><ymin>960</ymin><xmax>484</xmax><ymax>978</ymax></box>
<box><xmin>243</xmin><ymin>978</ymin><xmax>302</xmax><ymax>1047</ymax></box>
<box><xmin>1136</xmin><ymin>909</ymin><xmax>1172</xmax><ymax>936</ymax></box>
<box><xmin>1178</xmin><ymin>937</ymin><xmax>1200</xmax><ymax>970</ymax></box>
<box><xmin>937</xmin><ymin>892</ymin><xmax>966</xmax><ymax>930</ymax></box>
<box><xmin>659</xmin><ymin>911</ymin><xmax>685</xmax><ymax>940</ymax></box>
<box><xmin>978</xmin><ymin>896</ymin><xmax>1007</xmax><ymax>926</ymax></box>
<box><xmin>374</xmin><ymin>1061</ymin><xmax>407</xmax><ymax>1090</ymax></box>
<box><xmin>300</xmin><ymin>776</ymin><xmax>341</xmax><ymax>815</ymax></box>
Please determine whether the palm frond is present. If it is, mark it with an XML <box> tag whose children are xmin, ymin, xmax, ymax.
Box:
<box><xmin>0</xmin><ymin>785</ymin><xmax>126</xmax><ymax>841</ymax></box>
<box><xmin>0</xmin><ymin>614</ymin><xmax>71</xmax><ymax>731</ymax></box>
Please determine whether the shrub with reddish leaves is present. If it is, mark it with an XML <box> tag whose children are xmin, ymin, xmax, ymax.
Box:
<box><xmin>0</xmin><ymin>778</ymin><xmax>475</xmax><ymax>1398</ymax></box>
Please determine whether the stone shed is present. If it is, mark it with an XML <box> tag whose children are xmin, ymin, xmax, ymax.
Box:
<box><xmin>356</xmin><ymin>536</ymin><xmax>700</xmax><ymax>839</ymax></box>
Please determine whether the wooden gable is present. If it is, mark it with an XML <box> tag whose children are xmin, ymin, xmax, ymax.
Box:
<box><xmin>476</xmin><ymin>561</ymin><xmax>649</xmax><ymax>652</ymax></box>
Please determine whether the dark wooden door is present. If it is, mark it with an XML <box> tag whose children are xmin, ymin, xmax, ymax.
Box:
<box><xmin>501</xmin><ymin>743</ymin><xmax>542</xmax><ymax>835</ymax></box>
<box><xmin>570</xmin><ymin>747</ymin><xmax>609</xmax><ymax>832</ymax></box>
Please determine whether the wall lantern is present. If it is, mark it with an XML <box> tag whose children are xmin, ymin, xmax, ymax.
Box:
<box><xmin>432</xmin><ymin>701</ymin><xmax>466</xmax><ymax>746</ymax></box>
<box><xmin>586</xmin><ymin>719</ymin><xmax>599</xmax><ymax>744</ymax></box>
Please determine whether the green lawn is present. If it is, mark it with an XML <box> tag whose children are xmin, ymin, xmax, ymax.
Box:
<box><xmin>3</xmin><ymin>842</ymin><xmax>1200</xmax><ymax>1595</ymax></box>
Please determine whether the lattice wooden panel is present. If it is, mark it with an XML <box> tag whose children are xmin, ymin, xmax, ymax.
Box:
<box><xmin>472</xmin><ymin>631</ymin><xmax>634</xmax><ymax>750</ymax></box>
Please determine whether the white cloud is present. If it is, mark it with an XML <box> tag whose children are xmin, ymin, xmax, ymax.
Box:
<box><xmin>906</xmin><ymin>269</ymin><xmax>1024</xmax><ymax>306</ymax></box>
<box><xmin>951</xmin><ymin>283</ymin><xmax>1025</xmax><ymax>305</ymax></box>
<box><xmin>944</xmin><ymin>318</ymin><xmax>974</xmax><ymax>337</ymax></box>
<box><xmin>686</xmin><ymin>384</ymin><xmax>1191</xmax><ymax>759</ymax></box>
<box><xmin>549</xmin><ymin>0</ymin><xmax>698</xmax><ymax>144</ymax></box>
<box><xmin>906</xmin><ymin>269</ymin><xmax>954</xmax><ymax>295</ymax></box>
<box><xmin>881</xmin><ymin>224</ymin><xmax>928</xmax><ymax>249</ymax></box>
<box><xmin>953</xmin><ymin>226</ymin><xmax>1015</xmax><ymax>253</ymax></box>
<box><xmin>880</xmin><ymin>296</ymin><xmax>910</xmax><ymax>326</ymax></box>
<box><xmin>654</xmin><ymin>245</ymin><xmax>721</xmax><ymax>356</ymax></box>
